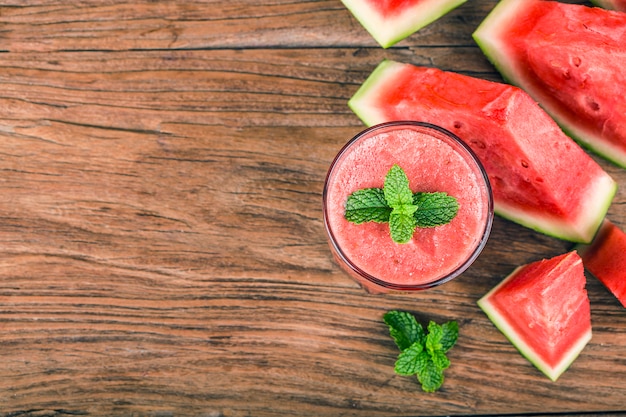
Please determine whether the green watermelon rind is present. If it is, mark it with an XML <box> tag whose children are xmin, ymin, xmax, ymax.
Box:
<box><xmin>472</xmin><ymin>0</ymin><xmax>626</xmax><ymax>168</ymax></box>
<box><xmin>493</xmin><ymin>175</ymin><xmax>616</xmax><ymax>244</ymax></box>
<box><xmin>348</xmin><ymin>59</ymin><xmax>400</xmax><ymax>125</ymax></box>
<box><xmin>341</xmin><ymin>0</ymin><xmax>467</xmax><ymax>48</ymax></box>
<box><xmin>348</xmin><ymin>59</ymin><xmax>617</xmax><ymax>244</ymax></box>
<box><xmin>590</xmin><ymin>0</ymin><xmax>625</xmax><ymax>11</ymax></box>
<box><xmin>477</xmin><ymin>263</ymin><xmax>592</xmax><ymax>382</ymax></box>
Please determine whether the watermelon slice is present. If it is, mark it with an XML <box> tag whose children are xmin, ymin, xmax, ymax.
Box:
<box><xmin>348</xmin><ymin>60</ymin><xmax>617</xmax><ymax>243</ymax></box>
<box><xmin>478</xmin><ymin>251</ymin><xmax>592</xmax><ymax>381</ymax></box>
<box><xmin>577</xmin><ymin>220</ymin><xmax>626</xmax><ymax>307</ymax></box>
<box><xmin>591</xmin><ymin>0</ymin><xmax>626</xmax><ymax>13</ymax></box>
<box><xmin>340</xmin><ymin>0</ymin><xmax>467</xmax><ymax>48</ymax></box>
<box><xmin>473</xmin><ymin>0</ymin><xmax>626</xmax><ymax>167</ymax></box>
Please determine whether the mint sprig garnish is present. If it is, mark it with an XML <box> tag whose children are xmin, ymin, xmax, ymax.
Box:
<box><xmin>344</xmin><ymin>165</ymin><xmax>458</xmax><ymax>244</ymax></box>
<box><xmin>383</xmin><ymin>310</ymin><xmax>459</xmax><ymax>393</ymax></box>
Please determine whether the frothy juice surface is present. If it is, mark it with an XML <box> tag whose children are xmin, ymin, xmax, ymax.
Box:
<box><xmin>324</xmin><ymin>122</ymin><xmax>492</xmax><ymax>291</ymax></box>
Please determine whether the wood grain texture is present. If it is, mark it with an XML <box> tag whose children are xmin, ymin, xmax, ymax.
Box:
<box><xmin>0</xmin><ymin>0</ymin><xmax>488</xmax><ymax>52</ymax></box>
<box><xmin>0</xmin><ymin>1</ymin><xmax>625</xmax><ymax>416</ymax></box>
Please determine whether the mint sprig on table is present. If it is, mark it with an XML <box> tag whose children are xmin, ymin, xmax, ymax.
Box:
<box><xmin>345</xmin><ymin>165</ymin><xmax>459</xmax><ymax>244</ymax></box>
<box><xmin>383</xmin><ymin>310</ymin><xmax>459</xmax><ymax>392</ymax></box>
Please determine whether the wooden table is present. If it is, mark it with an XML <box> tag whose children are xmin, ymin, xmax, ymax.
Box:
<box><xmin>1</xmin><ymin>1</ymin><xmax>624</xmax><ymax>416</ymax></box>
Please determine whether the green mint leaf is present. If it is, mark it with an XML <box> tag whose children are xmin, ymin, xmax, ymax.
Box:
<box><xmin>425</xmin><ymin>322</ymin><xmax>451</xmax><ymax>370</ymax></box>
<box><xmin>345</xmin><ymin>188</ymin><xmax>391</xmax><ymax>224</ymax></box>
<box><xmin>425</xmin><ymin>321</ymin><xmax>444</xmax><ymax>355</ymax></box>
<box><xmin>413</xmin><ymin>192</ymin><xmax>459</xmax><ymax>228</ymax></box>
<box><xmin>439</xmin><ymin>321</ymin><xmax>459</xmax><ymax>353</ymax></box>
<box><xmin>389</xmin><ymin>206</ymin><xmax>418</xmax><ymax>244</ymax></box>
<box><xmin>430</xmin><ymin>349</ymin><xmax>451</xmax><ymax>370</ymax></box>
<box><xmin>384</xmin><ymin>166</ymin><xmax>419</xmax><ymax>244</ymax></box>
<box><xmin>384</xmin><ymin>165</ymin><xmax>414</xmax><ymax>208</ymax></box>
<box><xmin>415</xmin><ymin>352</ymin><xmax>445</xmax><ymax>393</ymax></box>
<box><xmin>383</xmin><ymin>310</ymin><xmax>425</xmax><ymax>351</ymax></box>
<box><xmin>394</xmin><ymin>342</ymin><xmax>423</xmax><ymax>376</ymax></box>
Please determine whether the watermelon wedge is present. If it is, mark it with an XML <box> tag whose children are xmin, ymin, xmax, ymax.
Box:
<box><xmin>340</xmin><ymin>0</ymin><xmax>467</xmax><ymax>48</ymax></box>
<box><xmin>473</xmin><ymin>0</ymin><xmax>626</xmax><ymax>167</ymax></box>
<box><xmin>577</xmin><ymin>220</ymin><xmax>626</xmax><ymax>307</ymax></box>
<box><xmin>348</xmin><ymin>60</ymin><xmax>617</xmax><ymax>243</ymax></box>
<box><xmin>478</xmin><ymin>251</ymin><xmax>592</xmax><ymax>381</ymax></box>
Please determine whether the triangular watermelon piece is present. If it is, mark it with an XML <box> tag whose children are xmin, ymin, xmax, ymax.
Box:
<box><xmin>473</xmin><ymin>0</ymin><xmax>626</xmax><ymax>167</ymax></box>
<box><xmin>340</xmin><ymin>0</ymin><xmax>467</xmax><ymax>48</ymax></box>
<box><xmin>478</xmin><ymin>251</ymin><xmax>592</xmax><ymax>381</ymax></box>
<box><xmin>577</xmin><ymin>220</ymin><xmax>626</xmax><ymax>307</ymax></box>
<box><xmin>348</xmin><ymin>60</ymin><xmax>616</xmax><ymax>243</ymax></box>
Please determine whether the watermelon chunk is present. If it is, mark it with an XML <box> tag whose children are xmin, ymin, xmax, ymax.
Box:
<box><xmin>478</xmin><ymin>251</ymin><xmax>592</xmax><ymax>381</ymax></box>
<box><xmin>348</xmin><ymin>60</ymin><xmax>616</xmax><ymax>243</ymax></box>
<box><xmin>591</xmin><ymin>0</ymin><xmax>626</xmax><ymax>13</ymax></box>
<box><xmin>340</xmin><ymin>0</ymin><xmax>467</xmax><ymax>48</ymax></box>
<box><xmin>473</xmin><ymin>0</ymin><xmax>626</xmax><ymax>167</ymax></box>
<box><xmin>577</xmin><ymin>220</ymin><xmax>626</xmax><ymax>307</ymax></box>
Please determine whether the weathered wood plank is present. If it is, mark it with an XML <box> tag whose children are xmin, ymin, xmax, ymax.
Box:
<box><xmin>0</xmin><ymin>47</ymin><xmax>499</xmax><ymax>132</ymax></box>
<box><xmin>0</xmin><ymin>0</ymin><xmax>495</xmax><ymax>52</ymax></box>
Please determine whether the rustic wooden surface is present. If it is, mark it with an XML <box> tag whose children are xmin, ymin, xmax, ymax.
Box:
<box><xmin>0</xmin><ymin>1</ymin><xmax>625</xmax><ymax>416</ymax></box>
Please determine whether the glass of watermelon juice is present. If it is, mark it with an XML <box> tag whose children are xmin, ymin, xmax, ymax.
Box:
<box><xmin>323</xmin><ymin>121</ymin><xmax>494</xmax><ymax>293</ymax></box>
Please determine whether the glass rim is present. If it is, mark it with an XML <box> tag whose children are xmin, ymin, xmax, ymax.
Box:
<box><xmin>322</xmin><ymin>121</ymin><xmax>494</xmax><ymax>291</ymax></box>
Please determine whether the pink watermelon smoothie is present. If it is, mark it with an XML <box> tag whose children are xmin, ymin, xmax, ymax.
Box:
<box><xmin>323</xmin><ymin>122</ymin><xmax>493</xmax><ymax>293</ymax></box>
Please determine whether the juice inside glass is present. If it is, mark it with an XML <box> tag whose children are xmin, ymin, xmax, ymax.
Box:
<box><xmin>323</xmin><ymin>121</ymin><xmax>493</xmax><ymax>293</ymax></box>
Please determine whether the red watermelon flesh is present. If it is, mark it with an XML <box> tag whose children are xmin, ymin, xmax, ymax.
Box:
<box><xmin>473</xmin><ymin>0</ymin><xmax>626</xmax><ymax>167</ymax></box>
<box><xmin>592</xmin><ymin>0</ymin><xmax>626</xmax><ymax>12</ymax></box>
<box><xmin>369</xmin><ymin>0</ymin><xmax>417</xmax><ymax>17</ymax></box>
<box><xmin>478</xmin><ymin>251</ymin><xmax>592</xmax><ymax>381</ymax></box>
<box><xmin>340</xmin><ymin>0</ymin><xmax>467</xmax><ymax>48</ymax></box>
<box><xmin>577</xmin><ymin>220</ymin><xmax>626</xmax><ymax>307</ymax></box>
<box><xmin>348</xmin><ymin>60</ymin><xmax>616</xmax><ymax>243</ymax></box>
